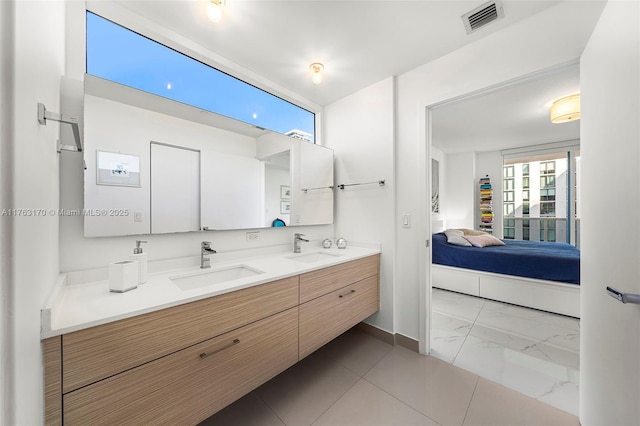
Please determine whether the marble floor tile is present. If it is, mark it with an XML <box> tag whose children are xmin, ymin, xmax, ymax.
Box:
<box><xmin>430</xmin><ymin>312</ymin><xmax>473</xmax><ymax>363</ymax></box>
<box><xmin>431</xmin><ymin>289</ymin><xmax>581</xmax><ymax>416</ymax></box>
<box><xmin>432</xmin><ymin>288</ymin><xmax>486</xmax><ymax>322</ymax></box>
<box><xmin>474</xmin><ymin>305</ymin><xmax>580</xmax><ymax>352</ymax></box>
<box><xmin>469</xmin><ymin>323</ymin><xmax>579</xmax><ymax>370</ymax></box>
<box><xmin>453</xmin><ymin>335</ymin><xmax>579</xmax><ymax>416</ymax></box>
<box><xmin>463</xmin><ymin>378</ymin><xmax>579</xmax><ymax>426</ymax></box>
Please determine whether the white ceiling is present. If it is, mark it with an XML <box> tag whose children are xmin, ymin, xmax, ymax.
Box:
<box><xmin>431</xmin><ymin>64</ymin><xmax>581</xmax><ymax>154</ymax></box>
<box><xmin>104</xmin><ymin>1</ymin><xmax>604</xmax><ymax>153</ymax></box>
<box><xmin>114</xmin><ymin>0</ymin><xmax>563</xmax><ymax>106</ymax></box>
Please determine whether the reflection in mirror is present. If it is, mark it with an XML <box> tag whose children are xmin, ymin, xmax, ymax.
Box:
<box><xmin>83</xmin><ymin>76</ymin><xmax>333</xmax><ymax>237</ymax></box>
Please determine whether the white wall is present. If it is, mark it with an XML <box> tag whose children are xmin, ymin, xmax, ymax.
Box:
<box><xmin>0</xmin><ymin>2</ymin><xmax>13</xmax><ymax>422</ymax></box>
<box><xmin>441</xmin><ymin>152</ymin><xmax>476</xmax><ymax>230</ymax></box>
<box><xmin>474</xmin><ymin>151</ymin><xmax>503</xmax><ymax>237</ymax></box>
<box><xmin>394</xmin><ymin>1</ymin><xmax>605</xmax><ymax>341</ymax></box>
<box><xmin>9</xmin><ymin>1</ymin><xmax>66</xmax><ymax>424</ymax></box>
<box><xmin>325</xmin><ymin>77</ymin><xmax>395</xmax><ymax>334</ymax></box>
<box><xmin>580</xmin><ymin>1</ymin><xmax>640</xmax><ymax>424</ymax></box>
<box><xmin>430</xmin><ymin>149</ymin><xmax>502</xmax><ymax>237</ymax></box>
<box><xmin>430</xmin><ymin>146</ymin><xmax>445</xmax><ymax>232</ymax></box>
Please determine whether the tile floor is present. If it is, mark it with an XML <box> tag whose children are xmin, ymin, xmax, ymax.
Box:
<box><xmin>201</xmin><ymin>325</ymin><xmax>578</xmax><ymax>425</ymax></box>
<box><xmin>430</xmin><ymin>288</ymin><xmax>580</xmax><ymax>417</ymax></box>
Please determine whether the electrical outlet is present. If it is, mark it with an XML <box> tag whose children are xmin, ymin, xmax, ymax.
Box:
<box><xmin>134</xmin><ymin>211</ymin><xmax>143</xmax><ymax>222</ymax></box>
<box><xmin>246</xmin><ymin>231</ymin><xmax>260</xmax><ymax>242</ymax></box>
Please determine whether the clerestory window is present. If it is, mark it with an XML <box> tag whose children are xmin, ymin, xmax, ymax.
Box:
<box><xmin>86</xmin><ymin>11</ymin><xmax>316</xmax><ymax>142</ymax></box>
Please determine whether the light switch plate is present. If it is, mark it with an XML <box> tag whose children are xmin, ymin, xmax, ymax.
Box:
<box><xmin>402</xmin><ymin>214</ymin><xmax>411</xmax><ymax>228</ymax></box>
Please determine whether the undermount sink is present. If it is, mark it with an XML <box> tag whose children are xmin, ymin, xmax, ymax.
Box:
<box><xmin>286</xmin><ymin>251</ymin><xmax>344</xmax><ymax>263</ymax></box>
<box><xmin>170</xmin><ymin>265</ymin><xmax>264</xmax><ymax>291</ymax></box>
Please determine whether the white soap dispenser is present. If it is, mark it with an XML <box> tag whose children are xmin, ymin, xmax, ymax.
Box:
<box><xmin>130</xmin><ymin>240</ymin><xmax>148</xmax><ymax>284</ymax></box>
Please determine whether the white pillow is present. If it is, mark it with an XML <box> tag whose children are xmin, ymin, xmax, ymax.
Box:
<box><xmin>463</xmin><ymin>234</ymin><xmax>506</xmax><ymax>248</ymax></box>
<box><xmin>444</xmin><ymin>229</ymin><xmax>472</xmax><ymax>247</ymax></box>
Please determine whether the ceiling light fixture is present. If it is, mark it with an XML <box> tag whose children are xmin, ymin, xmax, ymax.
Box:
<box><xmin>309</xmin><ymin>63</ymin><xmax>325</xmax><ymax>85</ymax></box>
<box><xmin>206</xmin><ymin>0</ymin><xmax>226</xmax><ymax>23</ymax></box>
<box><xmin>550</xmin><ymin>93</ymin><xmax>581</xmax><ymax>123</ymax></box>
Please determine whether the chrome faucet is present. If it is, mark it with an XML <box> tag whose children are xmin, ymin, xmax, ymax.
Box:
<box><xmin>293</xmin><ymin>233</ymin><xmax>309</xmax><ymax>254</ymax></box>
<box><xmin>201</xmin><ymin>241</ymin><xmax>217</xmax><ymax>269</ymax></box>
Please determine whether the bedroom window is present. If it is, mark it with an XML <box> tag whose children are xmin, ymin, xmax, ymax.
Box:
<box><xmin>501</xmin><ymin>144</ymin><xmax>580</xmax><ymax>245</ymax></box>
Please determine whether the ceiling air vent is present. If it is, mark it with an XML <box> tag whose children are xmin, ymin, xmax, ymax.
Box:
<box><xmin>462</xmin><ymin>0</ymin><xmax>504</xmax><ymax>35</ymax></box>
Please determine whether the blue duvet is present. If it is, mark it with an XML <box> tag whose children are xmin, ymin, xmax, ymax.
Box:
<box><xmin>432</xmin><ymin>232</ymin><xmax>580</xmax><ymax>284</ymax></box>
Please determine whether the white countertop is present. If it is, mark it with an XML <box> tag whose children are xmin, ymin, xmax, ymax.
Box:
<box><xmin>41</xmin><ymin>242</ymin><xmax>380</xmax><ymax>339</ymax></box>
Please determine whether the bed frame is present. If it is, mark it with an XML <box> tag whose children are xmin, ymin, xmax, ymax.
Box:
<box><xmin>431</xmin><ymin>264</ymin><xmax>580</xmax><ymax>318</ymax></box>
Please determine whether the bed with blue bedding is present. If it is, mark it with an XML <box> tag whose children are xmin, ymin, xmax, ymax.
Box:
<box><xmin>432</xmin><ymin>232</ymin><xmax>580</xmax><ymax>284</ymax></box>
<box><xmin>431</xmin><ymin>232</ymin><xmax>581</xmax><ymax>317</ymax></box>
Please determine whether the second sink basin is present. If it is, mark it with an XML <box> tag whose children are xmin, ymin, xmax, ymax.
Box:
<box><xmin>170</xmin><ymin>265</ymin><xmax>264</xmax><ymax>291</ymax></box>
<box><xmin>286</xmin><ymin>251</ymin><xmax>344</xmax><ymax>263</ymax></box>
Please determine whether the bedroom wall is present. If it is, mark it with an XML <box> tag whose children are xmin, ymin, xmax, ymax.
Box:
<box><xmin>475</xmin><ymin>151</ymin><xmax>503</xmax><ymax>238</ymax></box>
<box><xmin>442</xmin><ymin>152</ymin><xmax>475</xmax><ymax>229</ymax></box>
<box><xmin>431</xmin><ymin>146</ymin><xmax>445</xmax><ymax>232</ymax></box>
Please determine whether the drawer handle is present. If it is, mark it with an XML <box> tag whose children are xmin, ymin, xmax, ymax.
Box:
<box><xmin>339</xmin><ymin>289</ymin><xmax>356</xmax><ymax>298</ymax></box>
<box><xmin>199</xmin><ymin>338</ymin><xmax>240</xmax><ymax>359</ymax></box>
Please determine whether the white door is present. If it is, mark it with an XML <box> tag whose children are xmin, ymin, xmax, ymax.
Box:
<box><xmin>580</xmin><ymin>2</ymin><xmax>639</xmax><ymax>424</ymax></box>
<box><xmin>151</xmin><ymin>143</ymin><xmax>201</xmax><ymax>233</ymax></box>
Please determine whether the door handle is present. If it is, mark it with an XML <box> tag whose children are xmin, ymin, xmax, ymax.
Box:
<box><xmin>606</xmin><ymin>286</ymin><xmax>640</xmax><ymax>304</ymax></box>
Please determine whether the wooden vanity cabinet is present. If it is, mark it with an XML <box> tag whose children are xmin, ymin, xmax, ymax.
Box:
<box><xmin>64</xmin><ymin>308</ymin><xmax>299</xmax><ymax>425</ymax></box>
<box><xmin>299</xmin><ymin>275</ymin><xmax>379</xmax><ymax>358</ymax></box>
<box><xmin>43</xmin><ymin>254</ymin><xmax>380</xmax><ymax>425</ymax></box>
<box><xmin>62</xmin><ymin>276</ymin><xmax>298</xmax><ymax>393</ymax></box>
<box><xmin>299</xmin><ymin>255</ymin><xmax>380</xmax><ymax>359</ymax></box>
<box><xmin>299</xmin><ymin>255</ymin><xmax>379</xmax><ymax>303</ymax></box>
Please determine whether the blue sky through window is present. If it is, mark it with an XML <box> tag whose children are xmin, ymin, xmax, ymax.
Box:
<box><xmin>86</xmin><ymin>12</ymin><xmax>315</xmax><ymax>141</ymax></box>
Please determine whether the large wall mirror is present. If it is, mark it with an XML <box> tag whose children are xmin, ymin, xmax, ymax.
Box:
<box><xmin>83</xmin><ymin>75</ymin><xmax>333</xmax><ymax>237</ymax></box>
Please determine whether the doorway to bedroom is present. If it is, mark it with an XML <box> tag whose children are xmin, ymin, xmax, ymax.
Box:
<box><xmin>427</xmin><ymin>63</ymin><xmax>581</xmax><ymax>417</ymax></box>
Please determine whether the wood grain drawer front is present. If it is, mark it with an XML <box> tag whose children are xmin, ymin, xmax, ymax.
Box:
<box><xmin>42</xmin><ymin>337</ymin><xmax>62</xmax><ymax>426</ymax></box>
<box><xmin>64</xmin><ymin>308</ymin><xmax>299</xmax><ymax>426</ymax></box>
<box><xmin>299</xmin><ymin>275</ymin><xmax>379</xmax><ymax>359</ymax></box>
<box><xmin>62</xmin><ymin>276</ymin><xmax>298</xmax><ymax>393</ymax></box>
<box><xmin>299</xmin><ymin>255</ymin><xmax>380</xmax><ymax>303</ymax></box>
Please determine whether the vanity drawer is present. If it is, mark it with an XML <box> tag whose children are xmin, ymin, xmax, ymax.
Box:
<box><xmin>299</xmin><ymin>255</ymin><xmax>379</xmax><ymax>303</ymax></box>
<box><xmin>64</xmin><ymin>307</ymin><xmax>299</xmax><ymax>425</ymax></box>
<box><xmin>299</xmin><ymin>274</ymin><xmax>379</xmax><ymax>359</ymax></box>
<box><xmin>62</xmin><ymin>276</ymin><xmax>298</xmax><ymax>393</ymax></box>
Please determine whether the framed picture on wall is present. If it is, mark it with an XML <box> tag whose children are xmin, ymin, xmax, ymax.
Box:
<box><xmin>96</xmin><ymin>150</ymin><xmax>141</xmax><ymax>187</ymax></box>
<box><xmin>280</xmin><ymin>185</ymin><xmax>291</xmax><ymax>200</ymax></box>
<box><xmin>280</xmin><ymin>201</ymin><xmax>291</xmax><ymax>214</ymax></box>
